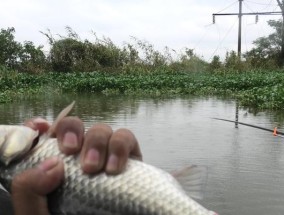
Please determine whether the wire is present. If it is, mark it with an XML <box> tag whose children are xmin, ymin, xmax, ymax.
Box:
<box><xmin>245</xmin><ymin>0</ymin><xmax>278</xmax><ymax>7</ymax></box>
<box><xmin>244</xmin><ymin>17</ymin><xmax>249</xmax><ymax>53</ymax></box>
<box><xmin>259</xmin><ymin>0</ymin><xmax>274</xmax><ymax>12</ymax></box>
<box><xmin>193</xmin><ymin>27</ymin><xmax>210</xmax><ymax>51</ymax></box>
<box><xmin>239</xmin><ymin>0</ymin><xmax>280</xmax><ymax>55</ymax></box>
<box><xmin>210</xmin><ymin>0</ymin><xmax>281</xmax><ymax>61</ymax></box>
<box><xmin>215</xmin><ymin>1</ymin><xmax>239</xmax><ymax>14</ymax></box>
<box><xmin>243</xmin><ymin>2</ymin><xmax>255</xmax><ymax>13</ymax></box>
<box><xmin>209</xmin><ymin>17</ymin><xmax>239</xmax><ymax>61</ymax></box>
<box><xmin>244</xmin><ymin>0</ymin><xmax>278</xmax><ymax>13</ymax></box>
<box><xmin>192</xmin><ymin>23</ymin><xmax>219</xmax><ymax>52</ymax></box>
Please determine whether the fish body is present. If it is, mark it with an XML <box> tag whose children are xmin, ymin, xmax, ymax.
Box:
<box><xmin>0</xmin><ymin>102</ymin><xmax>217</xmax><ymax>215</ymax></box>
<box><xmin>0</xmin><ymin>132</ymin><xmax>216</xmax><ymax>215</ymax></box>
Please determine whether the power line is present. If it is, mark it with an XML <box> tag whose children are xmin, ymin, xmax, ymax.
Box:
<box><xmin>215</xmin><ymin>1</ymin><xmax>239</xmax><ymax>14</ymax></box>
<box><xmin>193</xmin><ymin>23</ymin><xmax>216</xmax><ymax>51</ymax></box>
<box><xmin>245</xmin><ymin>0</ymin><xmax>278</xmax><ymax>7</ymax></box>
<box><xmin>212</xmin><ymin>0</ymin><xmax>282</xmax><ymax>57</ymax></box>
<box><xmin>213</xmin><ymin>11</ymin><xmax>282</xmax><ymax>16</ymax></box>
<box><xmin>210</xmin><ymin>18</ymin><xmax>239</xmax><ymax>61</ymax></box>
<box><xmin>243</xmin><ymin>2</ymin><xmax>254</xmax><ymax>13</ymax></box>
<box><xmin>259</xmin><ymin>0</ymin><xmax>275</xmax><ymax>12</ymax></box>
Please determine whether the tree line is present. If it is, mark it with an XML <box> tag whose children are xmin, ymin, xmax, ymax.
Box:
<box><xmin>0</xmin><ymin>20</ymin><xmax>283</xmax><ymax>74</ymax></box>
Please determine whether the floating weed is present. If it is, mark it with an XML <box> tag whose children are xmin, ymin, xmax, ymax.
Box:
<box><xmin>1</xmin><ymin>70</ymin><xmax>284</xmax><ymax>110</ymax></box>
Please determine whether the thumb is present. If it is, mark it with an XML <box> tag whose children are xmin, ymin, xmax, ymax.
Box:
<box><xmin>12</xmin><ymin>157</ymin><xmax>64</xmax><ymax>215</ymax></box>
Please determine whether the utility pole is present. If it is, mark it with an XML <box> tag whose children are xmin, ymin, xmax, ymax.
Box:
<box><xmin>213</xmin><ymin>0</ymin><xmax>282</xmax><ymax>58</ymax></box>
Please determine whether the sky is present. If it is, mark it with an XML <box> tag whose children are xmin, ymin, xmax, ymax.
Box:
<box><xmin>0</xmin><ymin>0</ymin><xmax>282</xmax><ymax>62</ymax></box>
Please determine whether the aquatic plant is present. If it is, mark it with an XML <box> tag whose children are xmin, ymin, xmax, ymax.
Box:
<box><xmin>1</xmin><ymin>70</ymin><xmax>284</xmax><ymax>110</ymax></box>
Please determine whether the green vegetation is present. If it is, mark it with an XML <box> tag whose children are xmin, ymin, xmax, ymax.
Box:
<box><xmin>1</xmin><ymin>68</ymin><xmax>284</xmax><ymax>109</ymax></box>
<box><xmin>1</xmin><ymin>20</ymin><xmax>284</xmax><ymax>110</ymax></box>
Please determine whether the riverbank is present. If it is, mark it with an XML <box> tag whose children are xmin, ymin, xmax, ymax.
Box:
<box><xmin>1</xmin><ymin>70</ymin><xmax>284</xmax><ymax>110</ymax></box>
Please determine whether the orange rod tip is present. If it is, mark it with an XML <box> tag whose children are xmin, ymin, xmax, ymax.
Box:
<box><xmin>273</xmin><ymin>127</ymin><xmax>277</xmax><ymax>136</ymax></box>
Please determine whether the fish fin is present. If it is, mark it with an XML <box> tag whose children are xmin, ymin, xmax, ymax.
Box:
<box><xmin>46</xmin><ymin>101</ymin><xmax>75</xmax><ymax>137</ymax></box>
<box><xmin>171</xmin><ymin>165</ymin><xmax>208</xmax><ymax>200</ymax></box>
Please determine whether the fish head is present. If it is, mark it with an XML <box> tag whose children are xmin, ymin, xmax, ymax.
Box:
<box><xmin>0</xmin><ymin>101</ymin><xmax>75</xmax><ymax>166</ymax></box>
<box><xmin>0</xmin><ymin>126</ymin><xmax>39</xmax><ymax>166</ymax></box>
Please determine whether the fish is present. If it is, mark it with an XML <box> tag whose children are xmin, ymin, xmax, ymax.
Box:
<box><xmin>0</xmin><ymin>102</ymin><xmax>217</xmax><ymax>215</ymax></box>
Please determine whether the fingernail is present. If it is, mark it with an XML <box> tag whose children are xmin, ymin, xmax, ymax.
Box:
<box><xmin>62</xmin><ymin>131</ymin><xmax>78</xmax><ymax>149</ymax></box>
<box><xmin>84</xmin><ymin>148</ymin><xmax>100</xmax><ymax>167</ymax></box>
<box><xmin>38</xmin><ymin>157</ymin><xmax>59</xmax><ymax>172</ymax></box>
<box><xmin>106</xmin><ymin>154</ymin><xmax>118</xmax><ymax>173</ymax></box>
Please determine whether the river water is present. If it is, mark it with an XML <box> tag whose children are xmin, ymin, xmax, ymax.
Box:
<box><xmin>1</xmin><ymin>93</ymin><xmax>284</xmax><ymax>215</ymax></box>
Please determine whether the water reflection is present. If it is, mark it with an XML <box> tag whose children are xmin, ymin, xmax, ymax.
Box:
<box><xmin>0</xmin><ymin>94</ymin><xmax>284</xmax><ymax>215</ymax></box>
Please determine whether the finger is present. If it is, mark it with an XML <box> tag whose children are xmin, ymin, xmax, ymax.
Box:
<box><xmin>56</xmin><ymin>117</ymin><xmax>85</xmax><ymax>155</ymax></box>
<box><xmin>80</xmin><ymin>124</ymin><xmax>113</xmax><ymax>174</ymax></box>
<box><xmin>24</xmin><ymin>118</ymin><xmax>50</xmax><ymax>135</ymax></box>
<box><xmin>12</xmin><ymin>157</ymin><xmax>64</xmax><ymax>215</ymax></box>
<box><xmin>106</xmin><ymin>128</ymin><xmax>142</xmax><ymax>175</ymax></box>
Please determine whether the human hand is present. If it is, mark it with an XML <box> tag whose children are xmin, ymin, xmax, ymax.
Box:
<box><xmin>11</xmin><ymin>117</ymin><xmax>142</xmax><ymax>215</ymax></box>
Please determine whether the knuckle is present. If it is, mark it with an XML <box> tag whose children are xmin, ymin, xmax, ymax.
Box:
<box><xmin>115</xmin><ymin>128</ymin><xmax>133</xmax><ymax>139</ymax></box>
<box><xmin>84</xmin><ymin>124</ymin><xmax>113</xmax><ymax>150</ymax></box>
<box><xmin>91</xmin><ymin>123</ymin><xmax>112</xmax><ymax>133</ymax></box>
<box><xmin>109</xmin><ymin>135</ymin><xmax>130</xmax><ymax>156</ymax></box>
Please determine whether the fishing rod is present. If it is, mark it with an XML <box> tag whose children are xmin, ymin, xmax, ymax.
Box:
<box><xmin>212</xmin><ymin>117</ymin><xmax>284</xmax><ymax>137</ymax></box>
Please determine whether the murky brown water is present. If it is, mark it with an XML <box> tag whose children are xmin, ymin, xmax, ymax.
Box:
<box><xmin>1</xmin><ymin>93</ymin><xmax>284</xmax><ymax>215</ymax></box>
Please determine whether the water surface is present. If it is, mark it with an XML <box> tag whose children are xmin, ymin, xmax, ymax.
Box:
<box><xmin>1</xmin><ymin>94</ymin><xmax>284</xmax><ymax>215</ymax></box>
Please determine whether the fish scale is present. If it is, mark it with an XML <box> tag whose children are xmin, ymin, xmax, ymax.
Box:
<box><xmin>0</xmin><ymin>135</ymin><xmax>216</xmax><ymax>215</ymax></box>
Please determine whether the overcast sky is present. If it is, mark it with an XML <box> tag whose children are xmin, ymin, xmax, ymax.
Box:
<box><xmin>0</xmin><ymin>0</ymin><xmax>282</xmax><ymax>61</ymax></box>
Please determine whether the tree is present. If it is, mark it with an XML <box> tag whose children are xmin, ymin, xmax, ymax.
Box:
<box><xmin>0</xmin><ymin>27</ymin><xmax>46</xmax><ymax>72</ymax></box>
<box><xmin>244</xmin><ymin>20</ymin><xmax>283</xmax><ymax>67</ymax></box>
<box><xmin>209</xmin><ymin>55</ymin><xmax>222</xmax><ymax>72</ymax></box>
<box><xmin>225</xmin><ymin>51</ymin><xmax>243</xmax><ymax>71</ymax></box>
<box><xmin>49</xmin><ymin>38</ymin><xmax>86</xmax><ymax>72</ymax></box>
<box><xmin>19</xmin><ymin>41</ymin><xmax>47</xmax><ymax>73</ymax></box>
<box><xmin>276</xmin><ymin>0</ymin><xmax>284</xmax><ymax>64</ymax></box>
<box><xmin>0</xmin><ymin>27</ymin><xmax>22</xmax><ymax>69</ymax></box>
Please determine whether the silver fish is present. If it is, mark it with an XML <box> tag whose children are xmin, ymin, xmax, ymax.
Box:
<box><xmin>0</xmin><ymin>103</ymin><xmax>217</xmax><ymax>215</ymax></box>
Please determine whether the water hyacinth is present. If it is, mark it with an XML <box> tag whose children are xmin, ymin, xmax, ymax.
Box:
<box><xmin>1</xmin><ymin>69</ymin><xmax>284</xmax><ymax>109</ymax></box>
